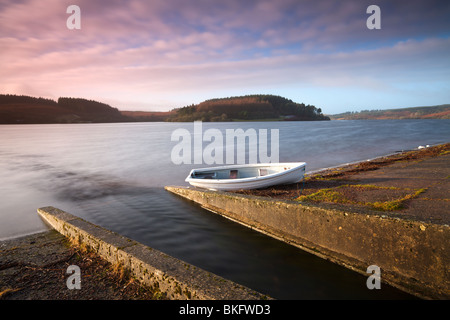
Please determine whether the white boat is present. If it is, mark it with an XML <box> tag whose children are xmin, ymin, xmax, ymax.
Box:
<box><xmin>185</xmin><ymin>162</ymin><xmax>306</xmax><ymax>191</ymax></box>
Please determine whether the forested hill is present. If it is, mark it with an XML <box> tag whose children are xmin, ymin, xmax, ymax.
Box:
<box><xmin>0</xmin><ymin>94</ymin><xmax>329</xmax><ymax>124</ymax></box>
<box><xmin>0</xmin><ymin>94</ymin><xmax>129</xmax><ymax>124</ymax></box>
<box><xmin>167</xmin><ymin>95</ymin><xmax>330</xmax><ymax>121</ymax></box>
<box><xmin>329</xmin><ymin>105</ymin><xmax>450</xmax><ymax>120</ymax></box>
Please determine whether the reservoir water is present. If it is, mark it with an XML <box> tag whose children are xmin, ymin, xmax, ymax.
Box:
<box><xmin>1</xmin><ymin>119</ymin><xmax>448</xmax><ymax>299</ymax></box>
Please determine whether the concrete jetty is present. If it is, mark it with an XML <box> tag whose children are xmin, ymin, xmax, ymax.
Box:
<box><xmin>165</xmin><ymin>145</ymin><xmax>450</xmax><ymax>299</ymax></box>
<box><xmin>34</xmin><ymin>206</ymin><xmax>270</xmax><ymax>300</ymax></box>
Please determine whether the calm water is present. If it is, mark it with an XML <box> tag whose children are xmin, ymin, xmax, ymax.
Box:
<box><xmin>1</xmin><ymin>120</ymin><xmax>448</xmax><ymax>299</ymax></box>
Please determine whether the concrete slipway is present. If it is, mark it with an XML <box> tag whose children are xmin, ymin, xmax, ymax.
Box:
<box><xmin>35</xmin><ymin>206</ymin><xmax>269</xmax><ymax>300</ymax></box>
<box><xmin>165</xmin><ymin>147</ymin><xmax>450</xmax><ymax>300</ymax></box>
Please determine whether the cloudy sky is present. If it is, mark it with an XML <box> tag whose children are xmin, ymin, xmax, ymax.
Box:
<box><xmin>1</xmin><ymin>0</ymin><xmax>449</xmax><ymax>114</ymax></box>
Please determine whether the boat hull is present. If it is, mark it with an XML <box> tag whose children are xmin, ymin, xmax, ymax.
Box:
<box><xmin>185</xmin><ymin>162</ymin><xmax>306</xmax><ymax>191</ymax></box>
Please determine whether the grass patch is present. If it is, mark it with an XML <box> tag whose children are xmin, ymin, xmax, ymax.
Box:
<box><xmin>296</xmin><ymin>184</ymin><xmax>427</xmax><ymax>211</ymax></box>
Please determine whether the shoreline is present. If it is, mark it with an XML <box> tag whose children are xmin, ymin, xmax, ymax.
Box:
<box><xmin>237</xmin><ymin>142</ymin><xmax>450</xmax><ymax>226</ymax></box>
<box><xmin>305</xmin><ymin>148</ymin><xmax>423</xmax><ymax>176</ymax></box>
<box><xmin>305</xmin><ymin>142</ymin><xmax>446</xmax><ymax>175</ymax></box>
<box><xmin>2</xmin><ymin>118</ymin><xmax>450</xmax><ymax>125</ymax></box>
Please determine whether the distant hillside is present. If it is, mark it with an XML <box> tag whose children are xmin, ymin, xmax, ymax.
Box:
<box><xmin>167</xmin><ymin>94</ymin><xmax>330</xmax><ymax>122</ymax></box>
<box><xmin>0</xmin><ymin>94</ymin><xmax>130</xmax><ymax>124</ymax></box>
<box><xmin>0</xmin><ymin>93</ymin><xmax>329</xmax><ymax>124</ymax></box>
<box><xmin>329</xmin><ymin>105</ymin><xmax>450</xmax><ymax>120</ymax></box>
<box><xmin>120</xmin><ymin>110</ymin><xmax>175</xmax><ymax>122</ymax></box>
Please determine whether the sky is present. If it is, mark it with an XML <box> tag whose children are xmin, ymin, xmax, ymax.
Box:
<box><xmin>1</xmin><ymin>0</ymin><xmax>450</xmax><ymax>114</ymax></box>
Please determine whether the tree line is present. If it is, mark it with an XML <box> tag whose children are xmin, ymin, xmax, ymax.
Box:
<box><xmin>0</xmin><ymin>94</ymin><xmax>128</xmax><ymax>123</ymax></box>
<box><xmin>168</xmin><ymin>94</ymin><xmax>330</xmax><ymax>122</ymax></box>
<box><xmin>0</xmin><ymin>94</ymin><xmax>58</xmax><ymax>106</ymax></box>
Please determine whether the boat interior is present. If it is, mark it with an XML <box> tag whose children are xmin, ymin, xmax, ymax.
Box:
<box><xmin>191</xmin><ymin>165</ymin><xmax>294</xmax><ymax>180</ymax></box>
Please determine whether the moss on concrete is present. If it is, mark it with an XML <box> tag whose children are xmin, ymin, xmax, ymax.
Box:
<box><xmin>296</xmin><ymin>184</ymin><xmax>428</xmax><ymax>211</ymax></box>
